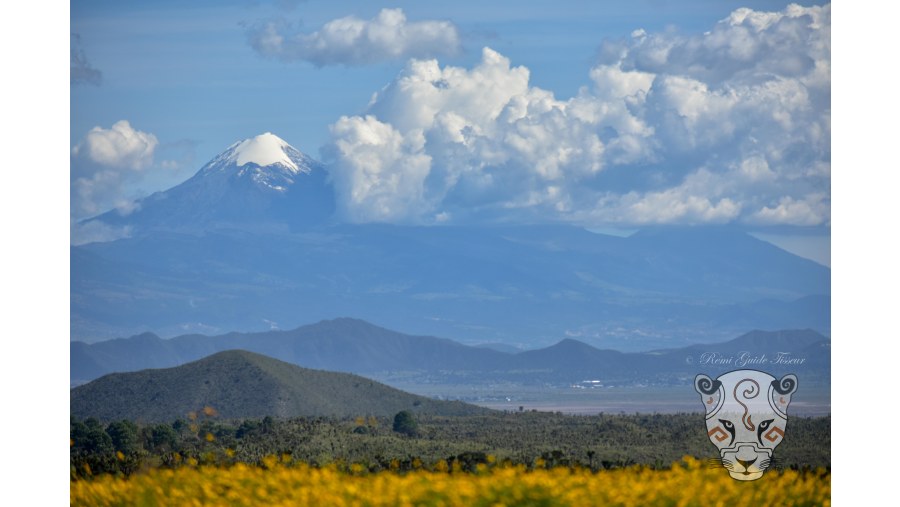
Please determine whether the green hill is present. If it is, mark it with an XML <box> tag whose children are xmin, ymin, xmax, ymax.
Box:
<box><xmin>70</xmin><ymin>350</ymin><xmax>490</xmax><ymax>422</ymax></box>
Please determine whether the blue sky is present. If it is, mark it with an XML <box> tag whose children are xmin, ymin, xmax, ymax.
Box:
<box><xmin>72</xmin><ymin>1</ymin><xmax>805</xmax><ymax>155</ymax></box>
<box><xmin>70</xmin><ymin>0</ymin><xmax>831</xmax><ymax>262</ymax></box>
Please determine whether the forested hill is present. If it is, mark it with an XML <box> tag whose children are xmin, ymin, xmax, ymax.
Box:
<box><xmin>70</xmin><ymin>349</ymin><xmax>490</xmax><ymax>422</ymax></box>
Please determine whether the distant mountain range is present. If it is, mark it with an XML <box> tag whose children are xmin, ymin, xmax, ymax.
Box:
<box><xmin>71</xmin><ymin>349</ymin><xmax>489</xmax><ymax>422</ymax></box>
<box><xmin>72</xmin><ymin>318</ymin><xmax>830</xmax><ymax>388</ymax></box>
<box><xmin>72</xmin><ymin>133</ymin><xmax>830</xmax><ymax>350</ymax></box>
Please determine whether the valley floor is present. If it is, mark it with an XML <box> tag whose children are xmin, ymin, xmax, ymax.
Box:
<box><xmin>384</xmin><ymin>383</ymin><xmax>832</xmax><ymax>417</ymax></box>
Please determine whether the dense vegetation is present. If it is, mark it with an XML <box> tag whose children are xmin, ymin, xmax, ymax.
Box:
<box><xmin>71</xmin><ymin>411</ymin><xmax>830</xmax><ymax>479</ymax></box>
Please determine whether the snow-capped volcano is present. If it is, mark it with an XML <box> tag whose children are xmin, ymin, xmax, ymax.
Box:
<box><xmin>198</xmin><ymin>132</ymin><xmax>316</xmax><ymax>192</ymax></box>
<box><xmin>85</xmin><ymin>133</ymin><xmax>335</xmax><ymax>234</ymax></box>
<box><xmin>227</xmin><ymin>132</ymin><xmax>305</xmax><ymax>172</ymax></box>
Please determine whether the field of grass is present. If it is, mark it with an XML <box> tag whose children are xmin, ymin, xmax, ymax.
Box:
<box><xmin>71</xmin><ymin>456</ymin><xmax>830</xmax><ymax>507</ymax></box>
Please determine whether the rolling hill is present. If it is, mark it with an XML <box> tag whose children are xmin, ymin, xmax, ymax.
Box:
<box><xmin>70</xmin><ymin>349</ymin><xmax>490</xmax><ymax>422</ymax></box>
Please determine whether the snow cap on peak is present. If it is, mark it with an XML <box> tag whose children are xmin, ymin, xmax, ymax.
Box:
<box><xmin>231</xmin><ymin>132</ymin><xmax>299</xmax><ymax>171</ymax></box>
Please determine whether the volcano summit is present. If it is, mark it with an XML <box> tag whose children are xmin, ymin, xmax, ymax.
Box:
<box><xmin>86</xmin><ymin>133</ymin><xmax>335</xmax><ymax>232</ymax></box>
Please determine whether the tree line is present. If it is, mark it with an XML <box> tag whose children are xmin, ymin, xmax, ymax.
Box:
<box><xmin>71</xmin><ymin>411</ymin><xmax>830</xmax><ymax>479</ymax></box>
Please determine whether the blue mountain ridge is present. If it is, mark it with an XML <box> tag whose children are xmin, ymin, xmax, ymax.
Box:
<box><xmin>72</xmin><ymin>318</ymin><xmax>830</xmax><ymax>388</ymax></box>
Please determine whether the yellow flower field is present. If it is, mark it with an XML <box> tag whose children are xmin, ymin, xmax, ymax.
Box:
<box><xmin>71</xmin><ymin>457</ymin><xmax>830</xmax><ymax>507</ymax></box>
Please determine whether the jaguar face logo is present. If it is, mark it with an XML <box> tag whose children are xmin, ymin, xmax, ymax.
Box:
<box><xmin>695</xmin><ymin>369</ymin><xmax>798</xmax><ymax>481</ymax></box>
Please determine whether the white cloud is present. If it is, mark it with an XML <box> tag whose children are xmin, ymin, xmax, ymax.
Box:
<box><xmin>325</xmin><ymin>48</ymin><xmax>608</xmax><ymax>223</ymax></box>
<box><xmin>326</xmin><ymin>115</ymin><xmax>432</xmax><ymax>222</ymax></box>
<box><xmin>602</xmin><ymin>3</ymin><xmax>831</xmax><ymax>89</ymax></box>
<box><xmin>748</xmin><ymin>194</ymin><xmax>830</xmax><ymax>226</ymax></box>
<box><xmin>589</xmin><ymin>64</ymin><xmax>653</xmax><ymax>101</ymax></box>
<box><xmin>738</xmin><ymin>155</ymin><xmax>776</xmax><ymax>183</ymax></box>
<box><xmin>619</xmin><ymin>192</ymin><xmax>741</xmax><ymax>225</ymax></box>
<box><xmin>324</xmin><ymin>3</ymin><xmax>830</xmax><ymax>227</ymax></box>
<box><xmin>70</xmin><ymin>168</ymin><xmax>147</xmax><ymax>219</ymax></box>
<box><xmin>71</xmin><ymin>121</ymin><xmax>164</xmax><ymax>220</ymax></box>
<box><xmin>573</xmin><ymin>167</ymin><xmax>744</xmax><ymax>225</ymax></box>
<box><xmin>248</xmin><ymin>8</ymin><xmax>460</xmax><ymax>66</ymax></box>
<box><xmin>70</xmin><ymin>220</ymin><xmax>132</xmax><ymax>246</ymax></box>
<box><xmin>72</xmin><ymin>120</ymin><xmax>158</xmax><ymax>170</ymax></box>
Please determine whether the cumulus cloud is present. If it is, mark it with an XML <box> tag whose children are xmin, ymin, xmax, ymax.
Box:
<box><xmin>247</xmin><ymin>8</ymin><xmax>460</xmax><ymax>66</ymax></box>
<box><xmin>325</xmin><ymin>48</ymin><xmax>608</xmax><ymax>223</ymax></box>
<box><xmin>599</xmin><ymin>4</ymin><xmax>831</xmax><ymax>90</ymax></box>
<box><xmin>71</xmin><ymin>169</ymin><xmax>138</xmax><ymax>219</ymax></box>
<box><xmin>71</xmin><ymin>34</ymin><xmax>102</xmax><ymax>86</ymax></box>
<box><xmin>71</xmin><ymin>121</ymin><xmax>160</xmax><ymax>219</ymax></box>
<box><xmin>326</xmin><ymin>115</ymin><xmax>432</xmax><ymax>222</ymax></box>
<box><xmin>324</xmin><ymin>3</ymin><xmax>830</xmax><ymax>227</ymax></box>
<box><xmin>586</xmin><ymin>169</ymin><xmax>743</xmax><ymax>225</ymax></box>
<box><xmin>748</xmin><ymin>194</ymin><xmax>830</xmax><ymax>226</ymax></box>
<box><xmin>72</xmin><ymin>120</ymin><xmax>158</xmax><ymax>170</ymax></box>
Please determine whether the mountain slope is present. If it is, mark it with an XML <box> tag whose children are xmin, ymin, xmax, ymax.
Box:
<box><xmin>72</xmin><ymin>224</ymin><xmax>830</xmax><ymax>348</ymax></box>
<box><xmin>70</xmin><ymin>350</ymin><xmax>490</xmax><ymax>422</ymax></box>
<box><xmin>71</xmin><ymin>318</ymin><xmax>509</xmax><ymax>384</ymax></box>
<box><xmin>85</xmin><ymin>132</ymin><xmax>334</xmax><ymax>231</ymax></box>
<box><xmin>676</xmin><ymin>328</ymin><xmax>827</xmax><ymax>353</ymax></box>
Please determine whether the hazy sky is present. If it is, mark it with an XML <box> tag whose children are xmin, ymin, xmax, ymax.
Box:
<box><xmin>71</xmin><ymin>0</ymin><xmax>830</xmax><ymax>258</ymax></box>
